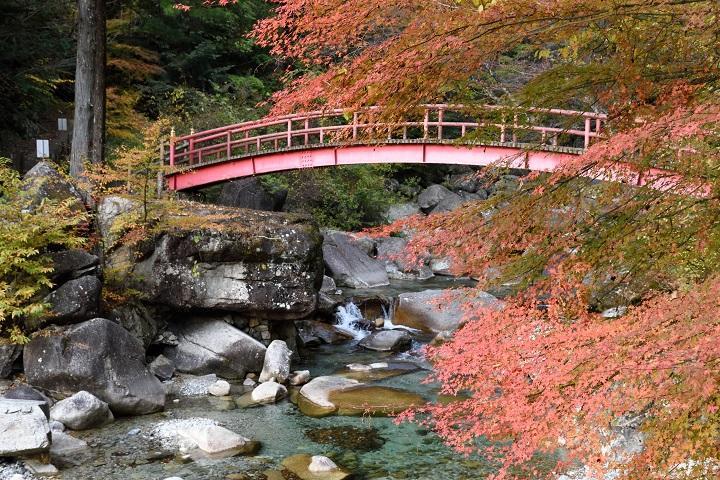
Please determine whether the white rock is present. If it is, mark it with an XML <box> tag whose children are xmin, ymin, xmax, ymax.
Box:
<box><xmin>258</xmin><ymin>340</ymin><xmax>292</xmax><ymax>384</ymax></box>
<box><xmin>207</xmin><ymin>380</ymin><xmax>231</xmax><ymax>397</ymax></box>
<box><xmin>24</xmin><ymin>459</ymin><xmax>58</xmax><ymax>475</ymax></box>
<box><xmin>242</xmin><ymin>378</ymin><xmax>257</xmax><ymax>387</ymax></box>
<box><xmin>298</xmin><ymin>376</ymin><xmax>360</xmax><ymax>408</ymax></box>
<box><xmin>369</xmin><ymin>362</ymin><xmax>389</xmax><ymax>369</ymax></box>
<box><xmin>288</xmin><ymin>370</ymin><xmax>310</xmax><ymax>386</ymax></box>
<box><xmin>346</xmin><ymin>363</ymin><xmax>372</xmax><ymax>371</ymax></box>
<box><xmin>0</xmin><ymin>399</ymin><xmax>51</xmax><ymax>456</ymax></box>
<box><xmin>177</xmin><ymin>424</ymin><xmax>250</xmax><ymax>455</ymax></box>
<box><xmin>308</xmin><ymin>455</ymin><xmax>339</xmax><ymax>472</ymax></box>
<box><xmin>50</xmin><ymin>391</ymin><xmax>113</xmax><ymax>430</ymax></box>
<box><xmin>251</xmin><ymin>381</ymin><xmax>287</xmax><ymax>404</ymax></box>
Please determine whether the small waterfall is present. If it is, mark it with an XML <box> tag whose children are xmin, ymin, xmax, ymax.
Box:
<box><xmin>335</xmin><ymin>302</ymin><xmax>369</xmax><ymax>340</ymax></box>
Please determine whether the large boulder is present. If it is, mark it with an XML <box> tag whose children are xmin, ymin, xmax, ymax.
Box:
<box><xmin>0</xmin><ymin>341</ymin><xmax>21</xmax><ymax>379</ymax></box>
<box><xmin>259</xmin><ymin>340</ymin><xmax>292</xmax><ymax>383</ymax></box>
<box><xmin>217</xmin><ymin>178</ymin><xmax>287</xmax><ymax>211</ymax></box>
<box><xmin>164</xmin><ymin>317</ymin><xmax>266</xmax><ymax>380</ymax></box>
<box><xmin>392</xmin><ymin>289</ymin><xmax>504</xmax><ymax>333</ymax></box>
<box><xmin>358</xmin><ymin>330</ymin><xmax>413</xmax><ymax>352</ymax></box>
<box><xmin>50</xmin><ymin>391</ymin><xmax>114</xmax><ymax>430</ymax></box>
<box><xmin>112</xmin><ymin>203</ymin><xmax>323</xmax><ymax>319</ymax></box>
<box><xmin>97</xmin><ymin>195</ymin><xmax>139</xmax><ymax>248</ymax></box>
<box><xmin>43</xmin><ymin>275</ymin><xmax>101</xmax><ymax>325</ymax></box>
<box><xmin>0</xmin><ymin>399</ymin><xmax>51</xmax><ymax>456</ymax></box>
<box><xmin>322</xmin><ymin>231</ymin><xmax>389</xmax><ymax>288</ymax></box>
<box><xmin>22</xmin><ymin>161</ymin><xmax>85</xmax><ymax>214</ymax></box>
<box><xmin>23</xmin><ymin>318</ymin><xmax>166</xmax><ymax>415</ymax></box>
<box><xmin>298</xmin><ymin>376</ymin><xmax>360</xmax><ymax>416</ymax></box>
<box><xmin>384</xmin><ymin>202</ymin><xmax>422</xmax><ymax>223</ymax></box>
<box><xmin>109</xmin><ymin>302</ymin><xmax>158</xmax><ymax>349</ymax></box>
<box><xmin>417</xmin><ymin>184</ymin><xmax>461</xmax><ymax>213</ymax></box>
<box><xmin>49</xmin><ymin>249</ymin><xmax>99</xmax><ymax>283</ymax></box>
<box><xmin>376</xmin><ymin>236</ymin><xmax>433</xmax><ymax>280</ymax></box>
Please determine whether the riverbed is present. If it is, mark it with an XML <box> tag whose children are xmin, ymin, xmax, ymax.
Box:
<box><xmin>57</xmin><ymin>278</ymin><xmax>490</xmax><ymax>480</ymax></box>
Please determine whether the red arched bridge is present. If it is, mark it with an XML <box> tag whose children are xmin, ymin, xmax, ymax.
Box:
<box><xmin>164</xmin><ymin>104</ymin><xmax>695</xmax><ymax>193</ymax></box>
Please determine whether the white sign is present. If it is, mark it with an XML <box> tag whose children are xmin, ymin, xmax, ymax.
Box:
<box><xmin>36</xmin><ymin>139</ymin><xmax>50</xmax><ymax>158</ymax></box>
<box><xmin>58</xmin><ymin>118</ymin><xmax>68</xmax><ymax>131</ymax></box>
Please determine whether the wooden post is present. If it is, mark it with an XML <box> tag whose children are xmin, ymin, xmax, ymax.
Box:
<box><xmin>584</xmin><ymin>117</ymin><xmax>591</xmax><ymax>149</ymax></box>
<box><xmin>437</xmin><ymin>109</ymin><xmax>444</xmax><ymax>140</ymax></box>
<box><xmin>169</xmin><ymin>126</ymin><xmax>175</xmax><ymax>167</ymax></box>
<box><xmin>226</xmin><ymin>131</ymin><xmax>231</xmax><ymax>160</ymax></box>
<box><xmin>287</xmin><ymin>119</ymin><xmax>292</xmax><ymax>147</ymax></box>
<box><xmin>423</xmin><ymin>109</ymin><xmax>429</xmax><ymax>139</ymax></box>
<box><xmin>304</xmin><ymin>118</ymin><xmax>309</xmax><ymax>145</ymax></box>
<box><xmin>352</xmin><ymin>112</ymin><xmax>358</xmax><ymax>140</ymax></box>
<box><xmin>157</xmin><ymin>139</ymin><xmax>164</xmax><ymax>196</ymax></box>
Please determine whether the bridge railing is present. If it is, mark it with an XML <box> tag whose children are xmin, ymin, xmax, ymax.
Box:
<box><xmin>167</xmin><ymin>105</ymin><xmax>607</xmax><ymax>169</ymax></box>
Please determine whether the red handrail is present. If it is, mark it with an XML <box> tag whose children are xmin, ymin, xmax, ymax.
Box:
<box><xmin>167</xmin><ymin>105</ymin><xmax>607</xmax><ymax>168</ymax></box>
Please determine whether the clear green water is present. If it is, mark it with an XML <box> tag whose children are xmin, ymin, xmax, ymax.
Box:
<box><xmin>60</xmin><ymin>279</ymin><xmax>493</xmax><ymax>480</ymax></box>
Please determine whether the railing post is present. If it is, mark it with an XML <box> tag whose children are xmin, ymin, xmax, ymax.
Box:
<box><xmin>304</xmin><ymin>118</ymin><xmax>309</xmax><ymax>145</ymax></box>
<box><xmin>423</xmin><ymin>109</ymin><xmax>429</xmax><ymax>139</ymax></box>
<box><xmin>584</xmin><ymin>117</ymin><xmax>591</xmax><ymax>149</ymax></box>
<box><xmin>437</xmin><ymin>108</ymin><xmax>444</xmax><ymax>140</ymax></box>
<box><xmin>595</xmin><ymin>118</ymin><xmax>602</xmax><ymax>136</ymax></box>
<box><xmin>352</xmin><ymin>112</ymin><xmax>358</xmax><ymax>140</ymax></box>
<box><xmin>320</xmin><ymin>128</ymin><xmax>324</xmax><ymax>143</ymax></box>
<box><xmin>244</xmin><ymin>131</ymin><xmax>249</xmax><ymax>153</ymax></box>
<box><xmin>189</xmin><ymin>128</ymin><xmax>195</xmax><ymax>165</ymax></box>
<box><xmin>169</xmin><ymin>127</ymin><xmax>175</xmax><ymax>167</ymax></box>
<box><xmin>157</xmin><ymin>138</ymin><xmax>165</xmax><ymax>196</ymax></box>
<box><xmin>226</xmin><ymin>131</ymin><xmax>231</xmax><ymax>160</ymax></box>
<box><xmin>512</xmin><ymin>114</ymin><xmax>518</xmax><ymax>144</ymax></box>
<box><xmin>287</xmin><ymin>119</ymin><xmax>292</xmax><ymax>147</ymax></box>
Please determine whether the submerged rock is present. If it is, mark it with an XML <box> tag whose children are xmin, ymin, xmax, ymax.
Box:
<box><xmin>50</xmin><ymin>432</ymin><xmax>92</xmax><ymax>468</ymax></box>
<box><xmin>151</xmin><ymin>418</ymin><xmax>257</xmax><ymax>458</ymax></box>
<box><xmin>392</xmin><ymin>289</ymin><xmax>503</xmax><ymax>333</ymax></box>
<box><xmin>297</xmin><ymin>376</ymin><xmax>360</xmax><ymax>417</ymax></box>
<box><xmin>358</xmin><ymin>329</ymin><xmax>413</xmax><ymax>352</ymax></box>
<box><xmin>0</xmin><ymin>399</ymin><xmax>51</xmax><ymax>456</ymax></box>
<box><xmin>282</xmin><ymin>454</ymin><xmax>351</xmax><ymax>480</ymax></box>
<box><xmin>322</xmin><ymin>230</ymin><xmax>389</xmax><ymax>288</ymax></box>
<box><xmin>50</xmin><ymin>391</ymin><xmax>114</xmax><ymax>430</ymax></box>
<box><xmin>328</xmin><ymin>386</ymin><xmax>426</xmax><ymax>416</ymax></box>
<box><xmin>305</xmin><ymin>426</ymin><xmax>385</xmax><ymax>452</ymax></box>
<box><xmin>164</xmin><ymin>318</ymin><xmax>266</xmax><ymax>380</ymax></box>
<box><xmin>24</xmin><ymin>318</ymin><xmax>166</xmax><ymax>415</ymax></box>
<box><xmin>259</xmin><ymin>340</ymin><xmax>292</xmax><ymax>384</ymax></box>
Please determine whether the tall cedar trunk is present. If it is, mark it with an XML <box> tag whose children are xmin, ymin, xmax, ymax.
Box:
<box><xmin>91</xmin><ymin>0</ymin><xmax>105</xmax><ymax>166</ymax></box>
<box><xmin>70</xmin><ymin>0</ymin><xmax>105</xmax><ymax>178</ymax></box>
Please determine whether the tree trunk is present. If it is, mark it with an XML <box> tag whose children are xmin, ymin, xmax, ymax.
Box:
<box><xmin>70</xmin><ymin>0</ymin><xmax>105</xmax><ymax>178</ymax></box>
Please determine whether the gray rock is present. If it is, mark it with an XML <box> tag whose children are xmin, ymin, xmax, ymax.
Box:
<box><xmin>170</xmin><ymin>374</ymin><xmax>218</xmax><ymax>397</ymax></box>
<box><xmin>24</xmin><ymin>318</ymin><xmax>166</xmax><ymax>416</ymax></box>
<box><xmin>458</xmin><ymin>191</ymin><xmax>486</xmax><ymax>203</ymax></box>
<box><xmin>114</xmin><ymin>205</ymin><xmax>323</xmax><ymax>319</ymax></box>
<box><xmin>288</xmin><ymin>370</ymin><xmax>311</xmax><ymax>386</ymax></box>
<box><xmin>358</xmin><ymin>330</ymin><xmax>413</xmax><ymax>352</ymax></box>
<box><xmin>0</xmin><ymin>399</ymin><xmax>51</xmax><ymax>456</ymax></box>
<box><xmin>376</xmin><ymin>236</ymin><xmax>433</xmax><ymax>280</ymax></box>
<box><xmin>322</xmin><ymin>231</ymin><xmax>389</xmax><ymax>288</ymax></box>
<box><xmin>259</xmin><ymin>340</ymin><xmax>292</xmax><ymax>384</ymax></box>
<box><xmin>49</xmin><ymin>420</ymin><xmax>65</xmax><ymax>432</ymax></box>
<box><xmin>384</xmin><ymin>202</ymin><xmax>422</xmax><ymax>222</ymax></box>
<box><xmin>448</xmin><ymin>173</ymin><xmax>484</xmax><ymax>193</ymax></box>
<box><xmin>43</xmin><ymin>275</ymin><xmax>101</xmax><ymax>325</ymax></box>
<box><xmin>109</xmin><ymin>302</ymin><xmax>158</xmax><ymax>349</ymax></box>
<box><xmin>49</xmin><ymin>249</ymin><xmax>99</xmax><ymax>282</ymax></box>
<box><xmin>23</xmin><ymin>460</ymin><xmax>57</xmax><ymax>476</ymax></box>
<box><xmin>295</xmin><ymin>320</ymin><xmax>353</xmax><ymax>346</ymax></box>
<box><xmin>417</xmin><ymin>184</ymin><xmax>459</xmax><ymax>213</ymax></box>
<box><xmin>164</xmin><ymin>318</ymin><xmax>266</xmax><ymax>380</ymax></box>
<box><xmin>149</xmin><ymin>355</ymin><xmax>176</xmax><ymax>381</ymax></box>
<box><xmin>393</xmin><ymin>289</ymin><xmax>504</xmax><ymax>333</ymax></box>
<box><xmin>49</xmin><ymin>432</ymin><xmax>92</xmax><ymax>468</ymax></box>
<box><xmin>50</xmin><ymin>391</ymin><xmax>114</xmax><ymax>430</ymax></box>
<box><xmin>97</xmin><ymin>195</ymin><xmax>139</xmax><ymax>248</ymax></box>
<box><xmin>489</xmin><ymin>174</ymin><xmax>521</xmax><ymax>196</ymax></box>
<box><xmin>320</xmin><ymin>275</ymin><xmax>337</xmax><ymax>293</ymax></box>
<box><xmin>2</xmin><ymin>384</ymin><xmax>52</xmax><ymax>406</ymax></box>
<box><xmin>217</xmin><ymin>177</ymin><xmax>287</xmax><ymax>211</ymax></box>
<box><xmin>0</xmin><ymin>341</ymin><xmax>21</xmax><ymax>379</ymax></box>
<box><xmin>175</xmin><ymin>423</ymin><xmax>253</xmax><ymax>456</ymax></box>
<box><xmin>251</xmin><ymin>381</ymin><xmax>287</xmax><ymax>404</ymax></box>
<box><xmin>22</xmin><ymin>161</ymin><xmax>85</xmax><ymax>214</ymax></box>
<box><xmin>429</xmin><ymin>256</ymin><xmax>454</xmax><ymax>276</ymax></box>
<box><xmin>431</xmin><ymin>190</ymin><xmax>465</xmax><ymax>213</ymax></box>
<box><xmin>207</xmin><ymin>380</ymin><xmax>231</xmax><ymax>397</ymax></box>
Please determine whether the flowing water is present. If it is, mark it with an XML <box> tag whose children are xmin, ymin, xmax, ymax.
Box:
<box><xmin>58</xmin><ymin>278</ymin><xmax>493</xmax><ymax>480</ymax></box>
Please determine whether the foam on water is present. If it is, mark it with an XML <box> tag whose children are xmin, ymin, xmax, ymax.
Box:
<box><xmin>334</xmin><ymin>302</ymin><xmax>369</xmax><ymax>340</ymax></box>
